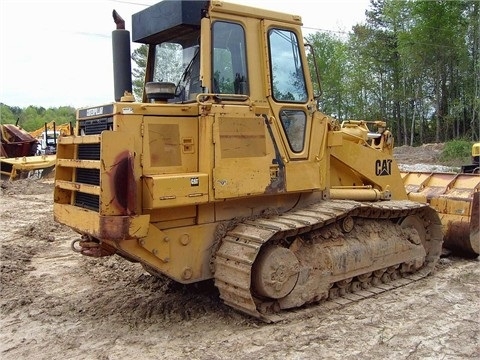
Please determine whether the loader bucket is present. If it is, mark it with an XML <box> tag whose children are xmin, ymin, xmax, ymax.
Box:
<box><xmin>401</xmin><ymin>171</ymin><xmax>480</xmax><ymax>257</ymax></box>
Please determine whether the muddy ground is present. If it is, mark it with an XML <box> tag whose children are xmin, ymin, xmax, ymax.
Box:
<box><xmin>0</xmin><ymin>144</ymin><xmax>479</xmax><ymax>360</ymax></box>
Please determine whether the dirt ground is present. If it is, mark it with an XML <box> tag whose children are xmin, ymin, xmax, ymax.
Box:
<box><xmin>1</xmin><ymin>144</ymin><xmax>479</xmax><ymax>360</ymax></box>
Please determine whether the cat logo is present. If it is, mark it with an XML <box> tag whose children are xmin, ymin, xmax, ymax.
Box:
<box><xmin>190</xmin><ymin>177</ymin><xmax>199</xmax><ymax>186</ymax></box>
<box><xmin>375</xmin><ymin>159</ymin><xmax>392</xmax><ymax>176</ymax></box>
<box><xmin>86</xmin><ymin>106</ymin><xmax>104</xmax><ymax>117</ymax></box>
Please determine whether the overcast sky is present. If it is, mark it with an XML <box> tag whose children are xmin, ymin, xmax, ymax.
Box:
<box><xmin>0</xmin><ymin>0</ymin><xmax>370</xmax><ymax>109</ymax></box>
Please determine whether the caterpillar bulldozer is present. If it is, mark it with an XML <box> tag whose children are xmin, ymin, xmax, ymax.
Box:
<box><xmin>53</xmin><ymin>0</ymin><xmax>478</xmax><ymax>321</ymax></box>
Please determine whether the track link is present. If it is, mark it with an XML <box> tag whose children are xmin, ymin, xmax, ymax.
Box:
<box><xmin>258</xmin><ymin>269</ymin><xmax>430</xmax><ymax>323</ymax></box>
<box><xmin>213</xmin><ymin>200</ymin><xmax>443</xmax><ymax>322</ymax></box>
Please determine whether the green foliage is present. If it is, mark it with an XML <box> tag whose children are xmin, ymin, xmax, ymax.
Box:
<box><xmin>306</xmin><ymin>0</ymin><xmax>479</xmax><ymax>145</ymax></box>
<box><xmin>306</xmin><ymin>32</ymin><xmax>351</xmax><ymax>118</ymax></box>
<box><xmin>0</xmin><ymin>104</ymin><xmax>17</xmax><ymax>124</ymax></box>
<box><xmin>441</xmin><ymin>140</ymin><xmax>474</xmax><ymax>162</ymax></box>
<box><xmin>0</xmin><ymin>103</ymin><xmax>75</xmax><ymax>132</ymax></box>
<box><xmin>214</xmin><ymin>71</ymin><xmax>234</xmax><ymax>94</ymax></box>
<box><xmin>132</xmin><ymin>44</ymin><xmax>148</xmax><ymax>101</ymax></box>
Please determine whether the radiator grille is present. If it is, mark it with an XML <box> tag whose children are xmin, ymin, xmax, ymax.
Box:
<box><xmin>80</xmin><ymin>117</ymin><xmax>113</xmax><ymax>135</ymax></box>
<box><xmin>78</xmin><ymin>143</ymin><xmax>100</xmax><ymax>160</ymax></box>
<box><xmin>76</xmin><ymin>168</ymin><xmax>100</xmax><ymax>185</ymax></box>
<box><xmin>73</xmin><ymin>116</ymin><xmax>113</xmax><ymax>211</ymax></box>
<box><xmin>75</xmin><ymin>192</ymin><xmax>100</xmax><ymax>211</ymax></box>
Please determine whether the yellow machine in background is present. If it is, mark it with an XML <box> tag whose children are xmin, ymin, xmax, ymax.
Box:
<box><xmin>29</xmin><ymin>121</ymin><xmax>72</xmax><ymax>155</ymax></box>
<box><xmin>0</xmin><ymin>121</ymin><xmax>72</xmax><ymax>180</ymax></box>
<box><xmin>0</xmin><ymin>124</ymin><xmax>56</xmax><ymax>180</ymax></box>
<box><xmin>461</xmin><ymin>142</ymin><xmax>480</xmax><ymax>174</ymax></box>
<box><xmin>474</xmin><ymin>142</ymin><xmax>480</xmax><ymax>166</ymax></box>
<box><xmin>29</xmin><ymin>121</ymin><xmax>71</xmax><ymax>140</ymax></box>
<box><xmin>52</xmin><ymin>0</ymin><xmax>478</xmax><ymax>321</ymax></box>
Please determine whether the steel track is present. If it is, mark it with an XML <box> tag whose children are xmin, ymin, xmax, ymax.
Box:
<box><xmin>213</xmin><ymin>199</ymin><xmax>443</xmax><ymax>323</ymax></box>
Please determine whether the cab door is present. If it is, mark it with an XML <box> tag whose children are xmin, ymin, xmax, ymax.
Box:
<box><xmin>208</xmin><ymin>20</ymin><xmax>281</xmax><ymax>199</ymax></box>
<box><xmin>212</xmin><ymin>109</ymin><xmax>280</xmax><ymax>199</ymax></box>
<box><xmin>262</xmin><ymin>21</ymin><xmax>323</xmax><ymax>192</ymax></box>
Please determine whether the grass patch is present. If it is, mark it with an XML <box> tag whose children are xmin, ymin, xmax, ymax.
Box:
<box><xmin>440</xmin><ymin>140</ymin><xmax>473</xmax><ymax>165</ymax></box>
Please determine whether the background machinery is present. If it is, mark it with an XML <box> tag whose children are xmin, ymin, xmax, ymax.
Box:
<box><xmin>53</xmin><ymin>0</ymin><xmax>478</xmax><ymax>321</ymax></box>
<box><xmin>29</xmin><ymin>121</ymin><xmax>72</xmax><ymax>155</ymax></box>
<box><xmin>0</xmin><ymin>123</ymin><xmax>56</xmax><ymax>180</ymax></box>
<box><xmin>0</xmin><ymin>121</ymin><xmax>72</xmax><ymax>180</ymax></box>
<box><xmin>461</xmin><ymin>142</ymin><xmax>480</xmax><ymax>174</ymax></box>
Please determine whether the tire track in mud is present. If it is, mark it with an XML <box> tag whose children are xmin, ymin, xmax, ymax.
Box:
<box><xmin>1</xmin><ymin>170</ymin><xmax>479</xmax><ymax>360</ymax></box>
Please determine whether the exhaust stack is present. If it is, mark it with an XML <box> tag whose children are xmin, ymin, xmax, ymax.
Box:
<box><xmin>112</xmin><ymin>10</ymin><xmax>133</xmax><ymax>102</ymax></box>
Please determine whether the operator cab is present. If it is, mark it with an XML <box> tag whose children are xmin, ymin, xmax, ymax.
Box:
<box><xmin>132</xmin><ymin>0</ymin><xmax>249</xmax><ymax>103</ymax></box>
<box><xmin>130</xmin><ymin>0</ymin><xmax>317</xmax><ymax>108</ymax></box>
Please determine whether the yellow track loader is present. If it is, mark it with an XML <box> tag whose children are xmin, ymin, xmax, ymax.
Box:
<box><xmin>52</xmin><ymin>0</ymin><xmax>478</xmax><ymax>321</ymax></box>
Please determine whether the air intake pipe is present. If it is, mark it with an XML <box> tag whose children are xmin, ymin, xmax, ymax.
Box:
<box><xmin>112</xmin><ymin>10</ymin><xmax>133</xmax><ymax>102</ymax></box>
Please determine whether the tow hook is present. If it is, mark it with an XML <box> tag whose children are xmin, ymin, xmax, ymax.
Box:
<box><xmin>71</xmin><ymin>235</ymin><xmax>116</xmax><ymax>257</ymax></box>
<box><xmin>71</xmin><ymin>239</ymin><xmax>83</xmax><ymax>253</ymax></box>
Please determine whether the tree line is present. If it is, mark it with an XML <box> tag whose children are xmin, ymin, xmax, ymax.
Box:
<box><xmin>307</xmin><ymin>0</ymin><xmax>479</xmax><ymax>145</ymax></box>
<box><xmin>0</xmin><ymin>104</ymin><xmax>76</xmax><ymax>133</ymax></box>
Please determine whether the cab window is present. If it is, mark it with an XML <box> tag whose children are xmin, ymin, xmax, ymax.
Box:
<box><xmin>212</xmin><ymin>21</ymin><xmax>248</xmax><ymax>94</ymax></box>
<box><xmin>280</xmin><ymin>109</ymin><xmax>306</xmax><ymax>152</ymax></box>
<box><xmin>268</xmin><ymin>29</ymin><xmax>307</xmax><ymax>102</ymax></box>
